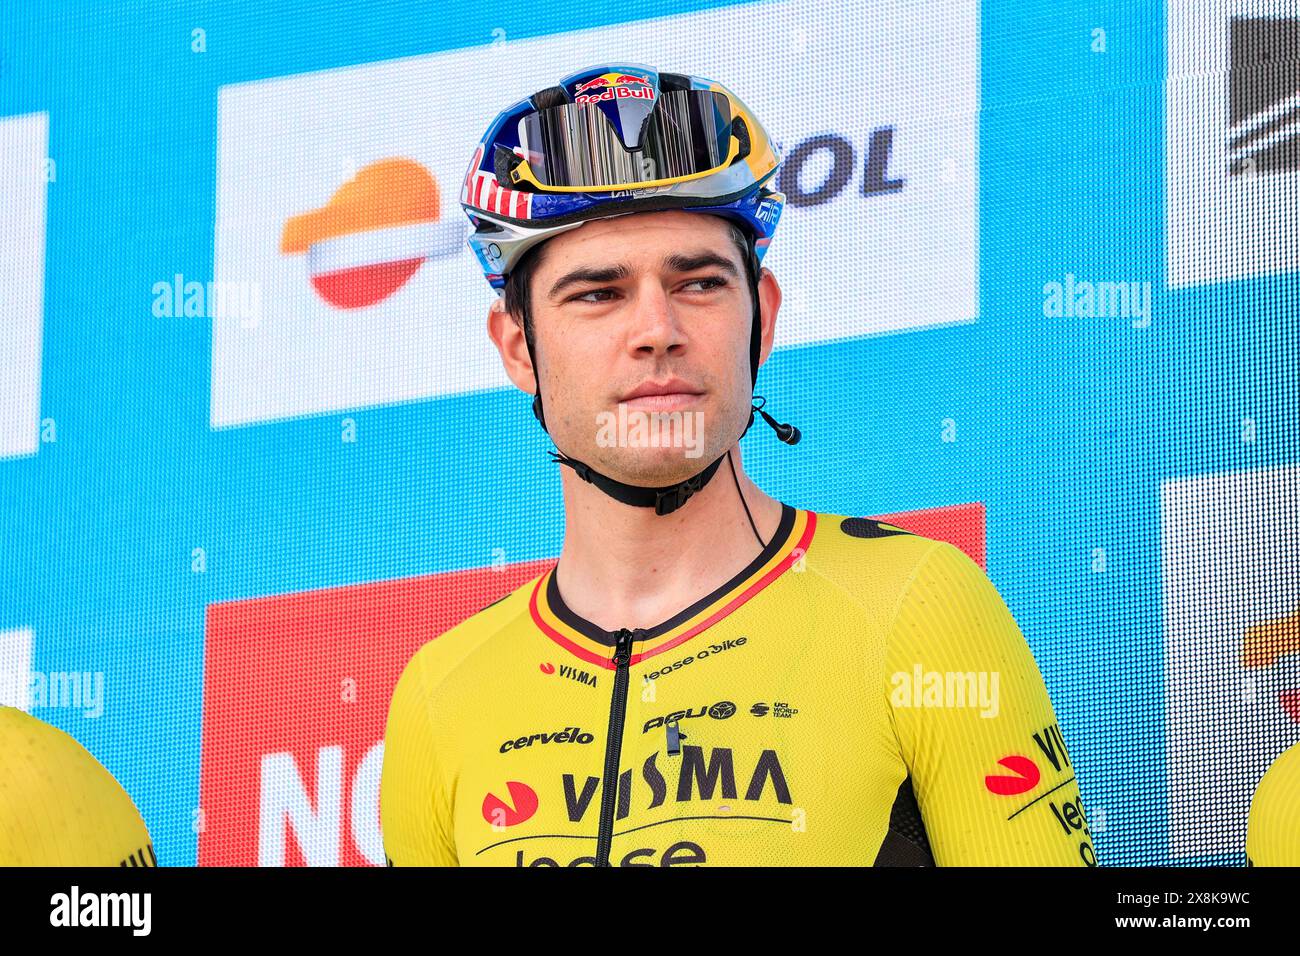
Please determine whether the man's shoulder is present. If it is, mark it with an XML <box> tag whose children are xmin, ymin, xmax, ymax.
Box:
<box><xmin>801</xmin><ymin>507</ymin><xmax>951</xmax><ymax>591</ymax></box>
<box><xmin>397</xmin><ymin>569</ymin><xmax>543</xmax><ymax>693</ymax></box>
<box><xmin>795</xmin><ymin>508</ymin><xmax>1011</xmax><ymax>636</ymax></box>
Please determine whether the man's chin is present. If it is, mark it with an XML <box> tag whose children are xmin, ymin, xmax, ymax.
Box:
<box><xmin>589</xmin><ymin>446</ymin><xmax>718</xmax><ymax>487</ymax></box>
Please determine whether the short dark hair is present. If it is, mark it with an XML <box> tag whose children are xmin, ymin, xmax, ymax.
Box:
<box><xmin>502</xmin><ymin>216</ymin><xmax>758</xmax><ymax>351</ymax></box>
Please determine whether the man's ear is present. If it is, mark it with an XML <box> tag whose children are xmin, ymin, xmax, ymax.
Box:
<box><xmin>755</xmin><ymin>267</ymin><xmax>782</xmax><ymax>369</ymax></box>
<box><xmin>486</xmin><ymin>300</ymin><xmax>538</xmax><ymax>396</ymax></box>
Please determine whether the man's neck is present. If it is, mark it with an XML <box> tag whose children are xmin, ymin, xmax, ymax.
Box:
<box><xmin>552</xmin><ymin>448</ymin><xmax>785</xmax><ymax>635</ymax></box>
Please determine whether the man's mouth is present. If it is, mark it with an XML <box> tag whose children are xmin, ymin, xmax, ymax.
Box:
<box><xmin>619</xmin><ymin>377</ymin><xmax>705</xmax><ymax>411</ymax></box>
<box><xmin>622</xmin><ymin>393</ymin><xmax>704</xmax><ymax>411</ymax></box>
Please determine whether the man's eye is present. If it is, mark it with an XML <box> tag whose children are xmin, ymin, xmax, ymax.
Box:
<box><xmin>570</xmin><ymin>277</ymin><xmax>726</xmax><ymax>303</ymax></box>
<box><xmin>573</xmin><ymin>288</ymin><xmax>617</xmax><ymax>303</ymax></box>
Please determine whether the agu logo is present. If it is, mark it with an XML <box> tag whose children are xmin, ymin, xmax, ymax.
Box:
<box><xmin>280</xmin><ymin>157</ymin><xmax>463</xmax><ymax>309</ymax></box>
<box><xmin>482</xmin><ymin>781</ymin><xmax>539</xmax><ymax>827</ymax></box>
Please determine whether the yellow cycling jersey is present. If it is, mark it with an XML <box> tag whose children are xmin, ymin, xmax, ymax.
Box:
<box><xmin>381</xmin><ymin>504</ymin><xmax>1094</xmax><ymax>866</ymax></box>
<box><xmin>0</xmin><ymin>706</ymin><xmax>156</xmax><ymax>867</ymax></box>
<box><xmin>1247</xmin><ymin>741</ymin><xmax>1300</xmax><ymax>866</ymax></box>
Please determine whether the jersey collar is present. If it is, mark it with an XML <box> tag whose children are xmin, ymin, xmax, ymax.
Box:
<box><xmin>529</xmin><ymin>503</ymin><xmax>816</xmax><ymax>669</ymax></box>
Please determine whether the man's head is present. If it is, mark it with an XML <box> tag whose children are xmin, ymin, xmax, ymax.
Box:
<box><xmin>487</xmin><ymin>209</ymin><xmax>781</xmax><ymax>487</ymax></box>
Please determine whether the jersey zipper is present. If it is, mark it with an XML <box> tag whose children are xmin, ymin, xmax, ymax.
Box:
<box><xmin>594</xmin><ymin>626</ymin><xmax>637</xmax><ymax>867</ymax></box>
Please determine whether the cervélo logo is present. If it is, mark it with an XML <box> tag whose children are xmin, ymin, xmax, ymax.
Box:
<box><xmin>500</xmin><ymin>726</ymin><xmax>595</xmax><ymax>753</ymax></box>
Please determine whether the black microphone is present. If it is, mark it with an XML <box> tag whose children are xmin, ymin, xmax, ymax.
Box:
<box><xmin>753</xmin><ymin>399</ymin><xmax>800</xmax><ymax>446</ymax></box>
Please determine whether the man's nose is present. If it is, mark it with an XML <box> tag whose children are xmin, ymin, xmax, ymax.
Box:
<box><xmin>627</xmin><ymin>280</ymin><xmax>685</xmax><ymax>356</ymax></box>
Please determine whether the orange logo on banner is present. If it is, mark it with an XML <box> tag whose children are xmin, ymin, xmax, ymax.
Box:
<box><xmin>280</xmin><ymin>158</ymin><xmax>445</xmax><ymax>309</ymax></box>
<box><xmin>1242</xmin><ymin>607</ymin><xmax>1300</xmax><ymax>724</ymax></box>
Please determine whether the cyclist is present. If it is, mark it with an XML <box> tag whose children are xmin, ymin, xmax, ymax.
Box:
<box><xmin>381</xmin><ymin>63</ymin><xmax>1092</xmax><ymax>867</ymax></box>
<box><xmin>0</xmin><ymin>705</ymin><xmax>156</xmax><ymax>866</ymax></box>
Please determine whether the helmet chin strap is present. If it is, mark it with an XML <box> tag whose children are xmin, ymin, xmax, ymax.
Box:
<box><xmin>527</xmin><ymin>247</ymin><xmax>797</xmax><ymax>517</ymax></box>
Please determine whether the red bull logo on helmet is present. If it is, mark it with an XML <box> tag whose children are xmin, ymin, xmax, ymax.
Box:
<box><xmin>573</xmin><ymin>71</ymin><xmax>655</xmax><ymax>106</ymax></box>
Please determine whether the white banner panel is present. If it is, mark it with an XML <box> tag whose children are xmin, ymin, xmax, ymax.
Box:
<box><xmin>1167</xmin><ymin>0</ymin><xmax>1300</xmax><ymax>287</ymax></box>
<box><xmin>0</xmin><ymin>112</ymin><xmax>48</xmax><ymax>458</ymax></box>
<box><xmin>213</xmin><ymin>0</ymin><xmax>977</xmax><ymax>426</ymax></box>
<box><xmin>0</xmin><ymin>626</ymin><xmax>34</xmax><ymax>712</ymax></box>
<box><xmin>1162</xmin><ymin>462</ymin><xmax>1300</xmax><ymax>858</ymax></box>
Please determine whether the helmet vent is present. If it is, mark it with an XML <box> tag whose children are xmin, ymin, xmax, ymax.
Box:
<box><xmin>493</xmin><ymin>144</ymin><xmax>526</xmax><ymax>190</ymax></box>
<box><xmin>529</xmin><ymin>84</ymin><xmax>572</xmax><ymax>109</ymax></box>
<box><xmin>731</xmin><ymin>115</ymin><xmax>752</xmax><ymax>161</ymax></box>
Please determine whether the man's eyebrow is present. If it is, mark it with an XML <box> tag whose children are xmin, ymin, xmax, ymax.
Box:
<box><xmin>545</xmin><ymin>251</ymin><xmax>741</xmax><ymax>302</ymax></box>
<box><xmin>546</xmin><ymin>263</ymin><xmax>632</xmax><ymax>302</ymax></box>
<box><xmin>661</xmin><ymin>251</ymin><xmax>741</xmax><ymax>278</ymax></box>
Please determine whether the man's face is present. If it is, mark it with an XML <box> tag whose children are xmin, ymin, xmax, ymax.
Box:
<box><xmin>508</xmin><ymin>210</ymin><xmax>776</xmax><ymax>487</ymax></box>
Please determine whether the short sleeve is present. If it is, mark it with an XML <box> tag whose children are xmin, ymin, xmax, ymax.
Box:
<box><xmin>380</xmin><ymin>648</ymin><xmax>459</xmax><ymax>866</ymax></box>
<box><xmin>0</xmin><ymin>706</ymin><xmax>156</xmax><ymax>866</ymax></box>
<box><xmin>884</xmin><ymin>541</ymin><xmax>1095</xmax><ymax>866</ymax></box>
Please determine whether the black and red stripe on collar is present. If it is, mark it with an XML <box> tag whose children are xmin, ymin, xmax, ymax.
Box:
<box><xmin>529</xmin><ymin>503</ymin><xmax>815</xmax><ymax>669</ymax></box>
